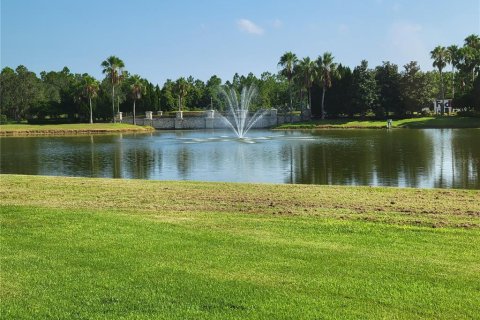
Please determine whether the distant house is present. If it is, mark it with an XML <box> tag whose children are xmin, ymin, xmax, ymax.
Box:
<box><xmin>433</xmin><ymin>99</ymin><xmax>459</xmax><ymax>114</ymax></box>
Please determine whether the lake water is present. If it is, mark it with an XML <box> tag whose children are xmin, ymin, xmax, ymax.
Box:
<box><xmin>1</xmin><ymin>129</ymin><xmax>479</xmax><ymax>189</ymax></box>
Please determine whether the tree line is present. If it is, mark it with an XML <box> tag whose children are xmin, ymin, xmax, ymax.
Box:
<box><xmin>0</xmin><ymin>34</ymin><xmax>478</xmax><ymax>123</ymax></box>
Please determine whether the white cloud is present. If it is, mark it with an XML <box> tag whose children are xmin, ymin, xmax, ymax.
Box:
<box><xmin>237</xmin><ymin>19</ymin><xmax>264</xmax><ymax>35</ymax></box>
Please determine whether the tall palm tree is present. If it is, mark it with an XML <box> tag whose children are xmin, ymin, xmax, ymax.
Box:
<box><xmin>316</xmin><ymin>52</ymin><xmax>338</xmax><ymax>119</ymax></box>
<box><xmin>82</xmin><ymin>75</ymin><xmax>99</xmax><ymax>124</ymax></box>
<box><xmin>296</xmin><ymin>57</ymin><xmax>317</xmax><ymax>109</ymax></box>
<box><xmin>463</xmin><ymin>34</ymin><xmax>480</xmax><ymax>82</ymax></box>
<box><xmin>430</xmin><ymin>46</ymin><xmax>449</xmax><ymax>115</ymax></box>
<box><xmin>278</xmin><ymin>52</ymin><xmax>298</xmax><ymax>113</ymax></box>
<box><xmin>117</xmin><ymin>70</ymin><xmax>129</xmax><ymax>113</ymax></box>
<box><xmin>101</xmin><ymin>56</ymin><xmax>125</xmax><ymax>122</ymax></box>
<box><xmin>464</xmin><ymin>34</ymin><xmax>480</xmax><ymax>48</ymax></box>
<box><xmin>130</xmin><ymin>75</ymin><xmax>146</xmax><ymax>125</ymax></box>
<box><xmin>174</xmin><ymin>77</ymin><xmax>189</xmax><ymax>111</ymax></box>
<box><xmin>447</xmin><ymin>45</ymin><xmax>461</xmax><ymax>99</ymax></box>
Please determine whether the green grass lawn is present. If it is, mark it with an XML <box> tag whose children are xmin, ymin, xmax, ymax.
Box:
<box><xmin>0</xmin><ymin>123</ymin><xmax>154</xmax><ymax>135</ymax></box>
<box><xmin>276</xmin><ymin>116</ymin><xmax>480</xmax><ymax>129</ymax></box>
<box><xmin>1</xmin><ymin>175</ymin><xmax>479</xmax><ymax>319</ymax></box>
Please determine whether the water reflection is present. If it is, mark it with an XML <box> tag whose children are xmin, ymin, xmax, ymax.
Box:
<box><xmin>1</xmin><ymin>129</ymin><xmax>478</xmax><ymax>189</ymax></box>
<box><xmin>288</xmin><ymin>130</ymin><xmax>435</xmax><ymax>187</ymax></box>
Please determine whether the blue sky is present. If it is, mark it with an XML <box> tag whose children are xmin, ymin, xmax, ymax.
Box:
<box><xmin>1</xmin><ymin>0</ymin><xmax>479</xmax><ymax>85</ymax></box>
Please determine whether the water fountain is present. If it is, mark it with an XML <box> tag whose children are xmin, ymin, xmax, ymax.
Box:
<box><xmin>219</xmin><ymin>86</ymin><xmax>268</xmax><ymax>138</ymax></box>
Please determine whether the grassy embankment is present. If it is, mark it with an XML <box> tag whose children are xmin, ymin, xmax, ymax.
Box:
<box><xmin>276</xmin><ymin>116</ymin><xmax>480</xmax><ymax>129</ymax></box>
<box><xmin>1</xmin><ymin>175</ymin><xmax>479</xmax><ymax>319</ymax></box>
<box><xmin>0</xmin><ymin>123</ymin><xmax>154</xmax><ymax>136</ymax></box>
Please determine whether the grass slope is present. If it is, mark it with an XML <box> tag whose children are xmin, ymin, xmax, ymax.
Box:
<box><xmin>1</xmin><ymin>175</ymin><xmax>479</xmax><ymax>319</ymax></box>
<box><xmin>276</xmin><ymin>116</ymin><xmax>480</xmax><ymax>129</ymax></box>
<box><xmin>0</xmin><ymin>123</ymin><xmax>154</xmax><ymax>136</ymax></box>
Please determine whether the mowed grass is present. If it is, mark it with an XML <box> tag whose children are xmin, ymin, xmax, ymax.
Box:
<box><xmin>0</xmin><ymin>123</ymin><xmax>154</xmax><ymax>136</ymax></box>
<box><xmin>1</xmin><ymin>175</ymin><xmax>479</xmax><ymax>319</ymax></box>
<box><xmin>276</xmin><ymin>116</ymin><xmax>480</xmax><ymax>129</ymax></box>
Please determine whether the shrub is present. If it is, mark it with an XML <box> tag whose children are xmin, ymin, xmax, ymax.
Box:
<box><xmin>457</xmin><ymin>110</ymin><xmax>480</xmax><ymax>118</ymax></box>
<box><xmin>27</xmin><ymin>118</ymin><xmax>81</xmax><ymax>124</ymax></box>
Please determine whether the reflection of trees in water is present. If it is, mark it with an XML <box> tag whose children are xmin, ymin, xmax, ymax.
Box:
<box><xmin>373</xmin><ymin>130</ymin><xmax>433</xmax><ymax>187</ymax></box>
<box><xmin>176</xmin><ymin>146</ymin><xmax>192</xmax><ymax>179</ymax></box>
<box><xmin>76</xmin><ymin>135</ymin><xmax>123</xmax><ymax>178</ymax></box>
<box><xmin>90</xmin><ymin>134</ymin><xmax>159</xmax><ymax>179</ymax></box>
<box><xmin>113</xmin><ymin>134</ymin><xmax>123</xmax><ymax>178</ymax></box>
<box><xmin>124</xmin><ymin>146</ymin><xmax>155</xmax><ymax>180</ymax></box>
<box><xmin>89</xmin><ymin>135</ymin><xmax>97</xmax><ymax>177</ymax></box>
<box><xmin>284</xmin><ymin>142</ymin><xmax>370</xmax><ymax>185</ymax></box>
<box><xmin>285</xmin><ymin>132</ymin><xmax>378</xmax><ymax>185</ymax></box>
<box><xmin>0</xmin><ymin>137</ymin><xmax>40</xmax><ymax>175</ymax></box>
<box><xmin>287</xmin><ymin>130</ymin><xmax>434</xmax><ymax>187</ymax></box>
<box><xmin>2</xmin><ymin>130</ymin><xmax>479</xmax><ymax>189</ymax></box>
<box><xmin>446</xmin><ymin>129</ymin><xmax>479</xmax><ymax>189</ymax></box>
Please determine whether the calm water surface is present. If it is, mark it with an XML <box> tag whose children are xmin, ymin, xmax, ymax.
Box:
<box><xmin>1</xmin><ymin>129</ymin><xmax>479</xmax><ymax>189</ymax></box>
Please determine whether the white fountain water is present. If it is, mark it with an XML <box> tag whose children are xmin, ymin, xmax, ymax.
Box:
<box><xmin>219</xmin><ymin>86</ymin><xmax>268</xmax><ymax>138</ymax></box>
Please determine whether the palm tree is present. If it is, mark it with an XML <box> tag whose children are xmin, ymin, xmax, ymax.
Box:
<box><xmin>114</xmin><ymin>70</ymin><xmax>129</xmax><ymax>115</ymax></box>
<box><xmin>463</xmin><ymin>34</ymin><xmax>480</xmax><ymax>82</ymax></box>
<box><xmin>101</xmin><ymin>56</ymin><xmax>125</xmax><ymax>122</ymax></box>
<box><xmin>316</xmin><ymin>52</ymin><xmax>338</xmax><ymax>119</ymax></box>
<box><xmin>278</xmin><ymin>52</ymin><xmax>298</xmax><ymax>113</ymax></box>
<box><xmin>174</xmin><ymin>77</ymin><xmax>189</xmax><ymax>111</ymax></box>
<box><xmin>130</xmin><ymin>75</ymin><xmax>146</xmax><ymax>125</ymax></box>
<box><xmin>82</xmin><ymin>75</ymin><xmax>99</xmax><ymax>124</ymax></box>
<box><xmin>430</xmin><ymin>46</ymin><xmax>449</xmax><ymax>115</ymax></box>
<box><xmin>296</xmin><ymin>57</ymin><xmax>317</xmax><ymax>109</ymax></box>
<box><xmin>447</xmin><ymin>45</ymin><xmax>461</xmax><ymax>99</ymax></box>
<box><xmin>464</xmin><ymin>34</ymin><xmax>480</xmax><ymax>48</ymax></box>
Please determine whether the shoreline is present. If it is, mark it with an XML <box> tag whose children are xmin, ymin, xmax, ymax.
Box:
<box><xmin>0</xmin><ymin>123</ymin><xmax>155</xmax><ymax>136</ymax></box>
<box><xmin>1</xmin><ymin>116</ymin><xmax>479</xmax><ymax>135</ymax></box>
<box><xmin>274</xmin><ymin>116</ymin><xmax>480</xmax><ymax>130</ymax></box>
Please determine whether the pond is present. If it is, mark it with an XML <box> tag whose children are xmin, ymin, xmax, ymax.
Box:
<box><xmin>1</xmin><ymin>129</ymin><xmax>479</xmax><ymax>189</ymax></box>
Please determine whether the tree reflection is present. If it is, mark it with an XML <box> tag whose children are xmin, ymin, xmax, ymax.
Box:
<box><xmin>0</xmin><ymin>137</ymin><xmax>40</xmax><ymax>175</ymax></box>
<box><xmin>287</xmin><ymin>130</ymin><xmax>434</xmax><ymax>187</ymax></box>
<box><xmin>448</xmin><ymin>129</ymin><xmax>479</xmax><ymax>189</ymax></box>
<box><xmin>1</xmin><ymin>130</ymin><xmax>478</xmax><ymax>189</ymax></box>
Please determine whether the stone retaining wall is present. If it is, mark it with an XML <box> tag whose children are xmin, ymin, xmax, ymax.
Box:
<box><xmin>123</xmin><ymin>109</ymin><xmax>308</xmax><ymax>129</ymax></box>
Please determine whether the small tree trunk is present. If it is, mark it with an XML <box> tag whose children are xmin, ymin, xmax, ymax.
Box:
<box><xmin>89</xmin><ymin>97</ymin><xmax>93</xmax><ymax>124</ymax></box>
<box><xmin>440</xmin><ymin>71</ymin><xmax>445</xmax><ymax>115</ymax></box>
<box><xmin>308</xmin><ymin>87</ymin><xmax>312</xmax><ymax>109</ymax></box>
<box><xmin>289</xmin><ymin>79</ymin><xmax>293</xmax><ymax>123</ymax></box>
<box><xmin>452</xmin><ymin>65</ymin><xmax>455</xmax><ymax>100</ymax></box>
<box><xmin>133</xmin><ymin>99</ymin><xmax>136</xmax><ymax>125</ymax></box>
<box><xmin>112</xmin><ymin>86</ymin><xmax>116</xmax><ymax>123</ymax></box>
<box><xmin>288</xmin><ymin>79</ymin><xmax>292</xmax><ymax>110</ymax></box>
<box><xmin>321</xmin><ymin>86</ymin><xmax>326</xmax><ymax>119</ymax></box>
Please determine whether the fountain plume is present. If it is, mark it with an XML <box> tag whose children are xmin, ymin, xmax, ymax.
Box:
<box><xmin>219</xmin><ymin>85</ymin><xmax>267</xmax><ymax>138</ymax></box>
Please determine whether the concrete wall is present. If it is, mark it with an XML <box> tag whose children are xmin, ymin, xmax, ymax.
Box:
<box><xmin>124</xmin><ymin>109</ymin><xmax>309</xmax><ymax>130</ymax></box>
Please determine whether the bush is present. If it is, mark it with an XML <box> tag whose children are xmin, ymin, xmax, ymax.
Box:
<box><xmin>27</xmin><ymin>118</ymin><xmax>82</xmax><ymax>124</ymax></box>
<box><xmin>421</xmin><ymin>109</ymin><xmax>434</xmax><ymax>117</ymax></box>
<box><xmin>457</xmin><ymin>110</ymin><xmax>480</xmax><ymax>118</ymax></box>
<box><xmin>0</xmin><ymin>114</ymin><xmax>7</xmax><ymax>124</ymax></box>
